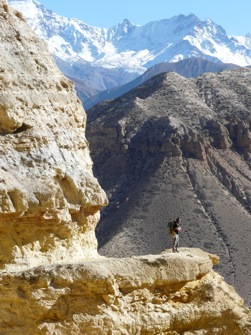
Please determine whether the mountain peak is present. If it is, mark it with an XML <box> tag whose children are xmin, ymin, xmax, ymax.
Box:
<box><xmin>120</xmin><ymin>18</ymin><xmax>133</xmax><ymax>26</ymax></box>
<box><xmin>113</xmin><ymin>18</ymin><xmax>135</xmax><ymax>34</ymax></box>
<box><xmin>179</xmin><ymin>13</ymin><xmax>199</xmax><ymax>20</ymax></box>
<box><xmin>9</xmin><ymin>0</ymin><xmax>251</xmax><ymax>89</ymax></box>
<box><xmin>172</xmin><ymin>13</ymin><xmax>199</xmax><ymax>24</ymax></box>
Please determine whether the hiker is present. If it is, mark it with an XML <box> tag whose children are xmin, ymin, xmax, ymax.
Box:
<box><xmin>172</xmin><ymin>217</ymin><xmax>181</xmax><ymax>253</ymax></box>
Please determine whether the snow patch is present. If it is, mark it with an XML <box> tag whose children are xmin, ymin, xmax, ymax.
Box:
<box><xmin>9</xmin><ymin>0</ymin><xmax>251</xmax><ymax>72</ymax></box>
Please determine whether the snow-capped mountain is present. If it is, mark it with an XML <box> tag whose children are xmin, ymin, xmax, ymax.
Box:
<box><xmin>9</xmin><ymin>0</ymin><xmax>251</xmax><ymax>100</ymax></box>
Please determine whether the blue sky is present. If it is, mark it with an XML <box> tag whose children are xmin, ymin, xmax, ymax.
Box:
<box><xmin>38</xmin><ymin>0</ymin><xmax>251</xmax><ymax>36</ymax></box>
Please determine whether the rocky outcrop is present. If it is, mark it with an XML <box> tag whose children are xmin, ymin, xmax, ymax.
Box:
<box><xmin>0</xmin><ymin>0</ymin><xmax>107</xmax><ymax>271</ymax></box>
<box><xmin>1</xmin><ymin>249</ymin><xmax>251</xmax><ymax>335</ymax></box>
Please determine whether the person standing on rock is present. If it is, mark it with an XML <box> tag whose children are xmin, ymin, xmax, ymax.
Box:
<box><xmin>172</xmin><ymin>217</ymin><xmax>181</xmax><ymax>253</ymax></box>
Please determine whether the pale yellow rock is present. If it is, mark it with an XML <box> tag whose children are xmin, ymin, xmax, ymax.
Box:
<box><xmin>0</xmin><ymin>0</ymin><xmax>107</xmax><ymax>270</ymax></box>
<box><xmin>0</xmin><ymin>249</ymin><xmax>250</xmax><ymax>335</ymax></box>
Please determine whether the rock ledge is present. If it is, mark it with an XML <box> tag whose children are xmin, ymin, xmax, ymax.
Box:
<box><xmin>1</xmin><ymin>248</ymin><xmax>251</xmax><ymax>335</ymax></box>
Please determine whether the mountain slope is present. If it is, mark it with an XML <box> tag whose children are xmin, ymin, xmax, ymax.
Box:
<box><xmin>84</xmin><ymin>57</ymin><xmax>241</xmax><ymax>109</ymax></box>
<box><xmin>9</xmin><ymin>0</ymin><xmax>251</xmax><ymax>102</ymax></box>
<box><xmin>87</xmin><ymin>68</ymin><xmax>251</xmax><ymax>305</ymax></box>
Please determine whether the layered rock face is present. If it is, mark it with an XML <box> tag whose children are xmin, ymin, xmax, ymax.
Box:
<box><xmin>87</xmin><ymin>69</ymin><xmax>251</xmax><ymax>304</ymax></box>
<box><xmin>1</xmin><ymin>248</ymin><xmax>251</xmax><ymax>335</ymax></box>
<box><xmin>0</xmin><ymin>0</ymin><xmax>107</xmax><ymax>270</ymax></box>
<box><xmin>0</xmin><ymin>1</ymin><xmax>251</xmax><ymax>334</ymax></box>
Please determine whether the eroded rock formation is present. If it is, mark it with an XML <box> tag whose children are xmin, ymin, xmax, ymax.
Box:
<box><xmin>0</xmin><ymin>1</ymin><xmax>250</xmax><ymax>334</ymax></box>
<box><xmin>1</xmin><ymin>249</ymin><xmax>251</xmax><ymax>335</ymax></box>
<box><xmin>0</xmin><ymin>0</ymin><xmax>107</xmax><ymax>270</ymax></box>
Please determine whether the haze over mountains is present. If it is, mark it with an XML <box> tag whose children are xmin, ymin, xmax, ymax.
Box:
<box><xmin>84</xmin><ymin>58</ymin><xmax>241</xmax><ymax>109</ymax></box>
<box><xmin>9</xmin><ymin>0</ymin><xmax>251</xmax><ymax>106</ymax></box>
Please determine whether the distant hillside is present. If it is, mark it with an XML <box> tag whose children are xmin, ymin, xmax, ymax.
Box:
<box><xmin>87</xmin><ymin>68</ymin><xmax>251</xmax><ymax>305</ymax></box>
<box><xmin>84</xmin><ymin>57</ymin><xmax>240</xmax><ymax>109</ymax></box>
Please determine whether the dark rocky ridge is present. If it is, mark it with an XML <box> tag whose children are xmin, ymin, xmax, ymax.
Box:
<box><xmin>87</xmin><ymin>68</ymin><xmax>251</xmax><ymax>305</ymax></box>
<box><xmin>84</xmin><ymin>57</ymin><xmax>240</xmax><ymax>109</ymax></box>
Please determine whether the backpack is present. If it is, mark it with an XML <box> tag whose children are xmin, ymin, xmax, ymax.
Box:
<box><xmin>167</xmin><ymin>221</ymin><xmax>175</xmax><ymax>235</ymax></box>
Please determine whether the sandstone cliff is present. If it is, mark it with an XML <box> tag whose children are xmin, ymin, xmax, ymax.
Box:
<box><xmin>0</xmin><ymin>1</ymin><xmax>251</xmax><ymax>334</ymax></box>
<box><xmin>0</xmin><ymin>0</ymin><xmax>107</xmax><ymax>271</ymax></box>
